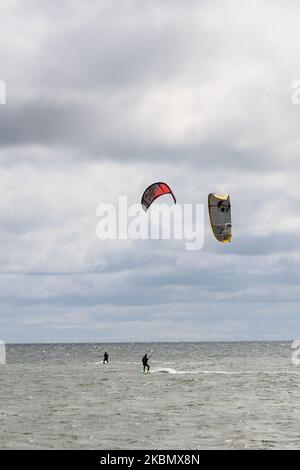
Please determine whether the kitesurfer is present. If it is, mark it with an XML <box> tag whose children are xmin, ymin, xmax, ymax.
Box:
<box><xmin>103</xmin><ymin>352</ymin><xmax>109</xmax><ymax>364</ymax></box>
<box><xmin>142</xmin><ymin>354</ymin><xmax>150</xmax><ymax>373</ymax></box>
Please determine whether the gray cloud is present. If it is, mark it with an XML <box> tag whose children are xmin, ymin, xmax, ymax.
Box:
<box><xmin>1</xmin><ymin>0</ymin><xmax>300</xmax><ymax>341</ymax></box>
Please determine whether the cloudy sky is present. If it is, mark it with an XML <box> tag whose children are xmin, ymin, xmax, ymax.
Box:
<box><xmin>1</xmin><ymin>0</ymin><xmax>300</xmax><ymax>342</ymax></box>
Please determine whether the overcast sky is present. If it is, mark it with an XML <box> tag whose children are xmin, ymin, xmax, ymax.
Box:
<box><xmin>1</xmin><ymin>0</ymin><xmax>300</xmax><ymax>342</ymax></box>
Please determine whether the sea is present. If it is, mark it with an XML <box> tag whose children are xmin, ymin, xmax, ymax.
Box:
<box><xmin>0</xmin><ymin>341</ymin><xmax>299</xmax><ymax>450</ymax></box>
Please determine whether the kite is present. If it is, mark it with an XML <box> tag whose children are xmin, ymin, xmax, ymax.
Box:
<box><xmin>141</xmin><ymin>182</ymin><xmax>176</xmax><ymax>212</ymax></box>
<box><xmin>208</xmin><ymin>193</ymin><xmax>232</xmax><ymax>243</ymax></box>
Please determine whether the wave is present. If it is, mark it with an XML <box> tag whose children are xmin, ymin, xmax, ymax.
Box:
<box><xmin>89</xmin><ymin>361</ymin><xmax>141</xmax><ymax>365</ymax></box>
<box><xmin>150</xmin><ymin>368</ymin><xmax>233</xmax><ymax>375</ymax></box>
<box><xmin>150</xmin><ymin>368</ymin><xmax>300</xmax><ymax>375</ymax></box>
<box><xmin>87</xmin><ymin>364</ymin><xmax>300</xmax><ymax>376</ymax></box>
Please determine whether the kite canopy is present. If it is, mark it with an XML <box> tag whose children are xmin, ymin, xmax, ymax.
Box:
<box><xmin>141</xmin><ymin>182</ymin><xmax>176</xmax><ymax>212</ymax></box>
<box><xmin>208</xmin><ymin>193</ymin><xmax>232</xmax><ymax>243</ymax></box>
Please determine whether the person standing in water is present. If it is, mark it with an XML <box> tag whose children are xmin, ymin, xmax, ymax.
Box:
<box><xmin>142</xmin><ymin>354</ymin><xmax>150</xmax><ymax>373</ymax></box>
<box><xmin>103</xmin><ymin>352</ymin><xmax>109</xmax><ymax>364</ymax></box>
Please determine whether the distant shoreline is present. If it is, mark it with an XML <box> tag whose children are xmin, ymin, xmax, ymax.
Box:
<box><xmin>4</xmin><ymin>339</ymin><xmax>293</xmax><ymax>345</ymax></box>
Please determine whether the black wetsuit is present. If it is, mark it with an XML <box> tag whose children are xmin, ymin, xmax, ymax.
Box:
<box><xmin>103</xmin><ymin>352</ymin><xmax>109</xmax><ymax>364</ymax></box>
<box><xmin>142</xmin><ymin>355</ymin><xmax>150</xmax><ymax>372</ymax></box>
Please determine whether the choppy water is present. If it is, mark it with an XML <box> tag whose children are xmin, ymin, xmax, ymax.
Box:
<box><xmin>0</xmin><ymin>342</ymin><xmax>300</xmax><ymax>449</ymax></box>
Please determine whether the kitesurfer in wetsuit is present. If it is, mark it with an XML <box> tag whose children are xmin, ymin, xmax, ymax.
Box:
<box><xmin>142</xmin><ymin>354</ymin><xmax>150</xmax><ymax>373</ymax></box>
<box><xmin>103</xmin><ymin>352</ymin><xmax>109</xmax><ymax>364</ymax></box>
